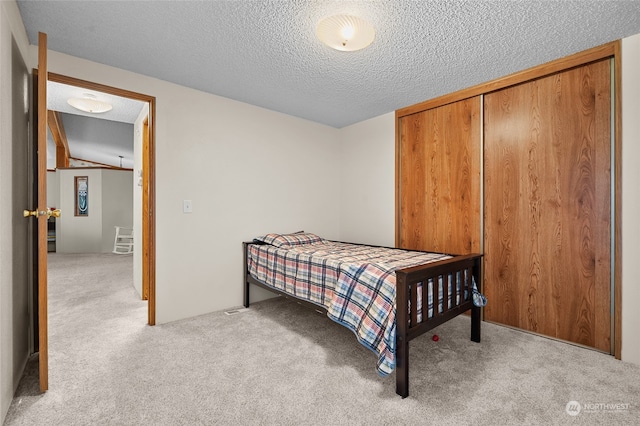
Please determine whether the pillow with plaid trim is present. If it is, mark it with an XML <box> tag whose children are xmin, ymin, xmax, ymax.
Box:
<box><xmin>254</xmin><ymin>232</ymin><xmax>324</xmax><ymax>248</ymax></box>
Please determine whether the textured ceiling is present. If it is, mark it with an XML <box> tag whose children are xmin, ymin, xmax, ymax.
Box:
<box><xmin>17</xmin><ymin>0</ymin><xmax>640</xmax><ymax>128</ymax></box>
<box><xmin>46</xmin><ymin>113</ymin><xmax>135</xmax><ymax>169</ymax></box>
<box><xmin>46</xmin><ymin>81</ymin><xmax>142</xmax><ymax>169</ymax></box>
<box><xmin>48</xmin><ymin>81</ymin><xmax>145</xmax><ymax>124</ymax></box>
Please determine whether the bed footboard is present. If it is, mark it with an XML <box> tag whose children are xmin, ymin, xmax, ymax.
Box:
<box><xmin>394</xmin><ymin>253</ymin><xmax>483</xmax><ymax>398</ymax></box>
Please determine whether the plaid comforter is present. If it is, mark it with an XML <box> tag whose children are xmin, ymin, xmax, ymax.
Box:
<box><xmin>247</xmin><ymin>240</ymin><xmax>451</xmax><ymax>376</ymax></box>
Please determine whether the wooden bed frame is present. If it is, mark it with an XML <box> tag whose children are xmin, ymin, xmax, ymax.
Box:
<box><xmin>242</xmin><ymin>241</ymin><xmax>483</xmax><ymax>398</ymax></box>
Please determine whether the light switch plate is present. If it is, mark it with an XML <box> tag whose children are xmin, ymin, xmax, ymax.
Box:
<box><xmin>183</xmin><ymin>200</ymin><xmax>193</xmax><ymax>213</ymax></box>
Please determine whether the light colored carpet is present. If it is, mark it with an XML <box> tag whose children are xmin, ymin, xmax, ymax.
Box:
<box><xmin>4</xmin><ymin>253</ymin><xmax>640</xmax><ymax>425</ymax></box>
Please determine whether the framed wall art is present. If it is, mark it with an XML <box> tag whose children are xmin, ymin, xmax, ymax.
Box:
<box><xmin>74</xmin><ymin>176</ymin><xmax>89</xmax><ymax>216</ymax></box>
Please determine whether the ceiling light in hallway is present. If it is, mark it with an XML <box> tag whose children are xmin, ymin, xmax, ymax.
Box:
<box><xmin>67</xmin><ymin>93</ymin><xmax>112</xmax><ymax>113</ymax></box>
<box><xmin>317</xmin><ymin>15</ymin><xmax>375</xmax><ymax>52</ymax></box>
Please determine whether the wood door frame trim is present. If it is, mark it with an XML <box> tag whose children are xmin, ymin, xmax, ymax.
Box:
<box><xmin>46</xmin><ymin>71</ymin><xmax>157</xmax><ymax>326</ymax></box>
<box><xmin>142</xmin><ymin>117</ymin><xmax>150</xmax><ymax>302</ymax></box>
<box><xmin>395</xmin><ymin>39</ymin><xmax>622</xmax><ymax>359</ymax></box>
<box><xmin>47</xmin><ymin>110</ymin><xmax>70</xmax><ymax>168</ymax></box>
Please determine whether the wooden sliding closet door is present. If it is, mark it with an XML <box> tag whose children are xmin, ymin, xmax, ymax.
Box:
<box><xmin>483</xmin><ymin>59</ymin><xmax>612</xmax><ymax>352</ymax></box>
<box><xmin>397</xmin><ymin>97</ymin><xmax>481</xmax><ymax>254</ymax></box>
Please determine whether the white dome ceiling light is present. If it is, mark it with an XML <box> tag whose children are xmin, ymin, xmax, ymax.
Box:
<box><xmin>317</xmin><ymin>15</ymin><xmax>375</xmax><ymax>52</ymax></box>
<box><xmin>67</xmin><ymin>93</ymin><xmax>113</xmax><ymax>113</ymax></box>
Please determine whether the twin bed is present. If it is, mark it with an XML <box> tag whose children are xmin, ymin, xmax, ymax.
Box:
<box><xmin>243</xmin><ymin>232</ymin><xmax>484</xmax><ymax>398</ymax></box>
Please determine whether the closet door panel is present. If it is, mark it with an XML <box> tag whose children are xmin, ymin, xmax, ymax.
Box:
<box><xmin>398</xmin><ymin>111</ymin><xmax>427</xmax><ymax>250</ymax></box>
<box><xmin>483</xmin><ymin>59</ymin><xmax>611</xmax><ymax>351</ymax></box>
<box><xmin>398</xmin><ymin>97</ymin><xmax>481</xmax><ymax>254</ymax></box>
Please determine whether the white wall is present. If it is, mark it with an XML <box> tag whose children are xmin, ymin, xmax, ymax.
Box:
<box><xmin>56</xmin><ymin>168</ymin><xmax>133</xmax><ymax>253</ymax></box>
<box><xmin>46</xmin><ymin>170</ymin><xmax>59</xmax><ymax>208</ymax></box>
<box><xmin>33</xmin><ymin>49</ymin><xmax>342</xmax><ymax>323</ymax></box>
<box><xmin>621</xmin><ymin>33</ymin><xmax>640</xmax><ymax>366</ymax></box>
<box><xmin>56</xmin><ymin>168</ymin><xmax>103</xmax><ymax>253</ymax></box>
<box><xmin>101</xmin><ymin>169</ymin><xmax>133</xmax><ymax>253</ymax></box>
<box><xmin>0</xmin><ymin>1</ymin><xmax>31</xmax><ymax>423</ymax></box>
<box><xmin>338</xmin><ymin>112</ymin><xmax>396</xmax><ymax>247</ymax></box>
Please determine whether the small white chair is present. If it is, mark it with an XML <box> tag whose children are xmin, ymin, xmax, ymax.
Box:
<box><xmin>113</xmin><ymin>226</ymin><xmax>134</xmax><ymax>254</ymax></box>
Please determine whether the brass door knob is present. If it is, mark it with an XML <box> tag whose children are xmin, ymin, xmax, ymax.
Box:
<box><xmin>23</xmin><ymin>209</ymin><xmax>60</xmax><ymax>218</ymax></box>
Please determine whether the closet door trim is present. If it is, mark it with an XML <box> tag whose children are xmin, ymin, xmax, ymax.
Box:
<box><xmin>396</xmin><ymin>41</ymin><xmax>619</xmax><ymax>119</ymax></box>
<box><xmin>613</xmin><ymin>42</ymin><xmax>622</xmax><ymax>359</ymax></box>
